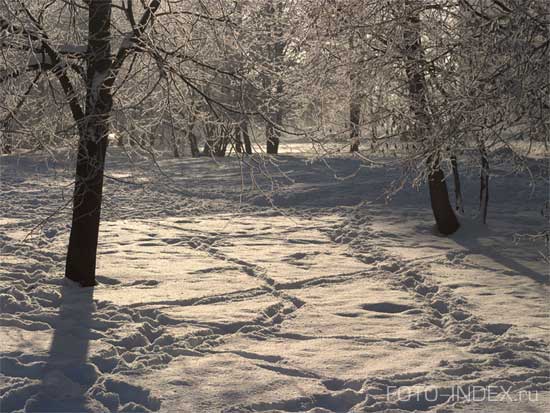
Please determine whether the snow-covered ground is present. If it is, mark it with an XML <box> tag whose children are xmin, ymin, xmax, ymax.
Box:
<box><xmin>1</xmin><ymin>145</ymin><xmax>548</xmax><ymax>412</ymax></box>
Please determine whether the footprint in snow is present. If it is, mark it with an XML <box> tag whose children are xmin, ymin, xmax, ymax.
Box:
<box><xmin>43</xmin><ymin>228</ymin><xmax>58</xmax><ymax>239</ymax></box>
<box><xmin>335</xmin><ymin>311</ymin><xmax>362</xmax><ymax>318</ymax></box>
<box><xmin>96</xmin><ymin>276</ymin><xmax>122</xmax><ymax>285</ymax></box>
<box><xmin>127</xmin><ymin>280</ymin><xmax>160</xmax><ymax>287</ymax></box>
<box><xmin>361</xmin><ymin>302</ymin><xmax>414</xmax><ymax>314</ymax></box>
<box><xmin>484</xmin><ymin>323</ymin><xmax>512</xmax><ymax>335</ymax></box>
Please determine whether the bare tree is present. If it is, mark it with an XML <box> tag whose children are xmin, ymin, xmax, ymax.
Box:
<box><xmin>401</xmin><ymin>1</ymin><xmax>460</xmax><ymax>234</ymax></box>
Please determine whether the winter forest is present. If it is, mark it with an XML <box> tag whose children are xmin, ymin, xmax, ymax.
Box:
<box><xmin>0</xmin><ymin>0</ymin><xmax>549</xmax><ymax>412</ymax></box>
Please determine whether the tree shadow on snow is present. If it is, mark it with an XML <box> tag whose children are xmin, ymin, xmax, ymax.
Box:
<box><xmin>451</xmin><ymin>223</ymin><xmax>548</xmax><ymax>285</ymax></box>
<box><xmin>24</xmin><ymin>284</ymin><xmax>105</xmax><ymax>412</ymax></box>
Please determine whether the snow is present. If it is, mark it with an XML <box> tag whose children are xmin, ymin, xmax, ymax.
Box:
<box><xmin>0</xmin><ymin>145</ymin><xmax>548</xmax><ymax>412</ymax></box>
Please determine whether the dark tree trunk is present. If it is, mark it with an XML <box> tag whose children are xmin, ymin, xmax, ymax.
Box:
<box><xmin>429</xmin><ymin>162</ymin><xmax>460</xmax><ymax>235</ymax></box>
<box><xmin>65</xmin><ymin>0</ymin><xmax>113</xmax><ymax>286</ymax></box>
<box><xmin>234</xmin><ymin>125</ymin><xmax>243</xmax><ymax>153</ymax></box>
<box><xmin>170</xmin><ymin>120</ymin><xmax>180</xmax><ymax>158</ymax></box>
<box><xmin>349</xmin><ymin>35</ymin><xmax>361</xmax><ymax>153</ymax></box>
<box><xmin>349</xmin><ymin>99</ymin><xmax>361</xmax><ymax>153</ymax></box>
<box><xmin>451</xmin><ymin>155</ymin><xmax>464</xmax><ymax>213</ymax></box>
<box><xmin>479</xmin><ymin>146</ymin><xmax>489</xmax><ymax>224</ymax></box>
<box><xmin>241</xmin><ymin>119</ymin><xmax>252</xmax><ymax>154</ymax></box>
<box><xmin>264</xmin><ymin>1</ymin><xmax>284</xmax><ymax>155</ymax></box>
<box><xmin>402</xmin><ymin>3</ymin><xmax>459</xmax><ymax>235</ymax></box>
<box><xmin>188</xmin><ymin>132</ymin><xmax>199</xmax><ymax>157</ymax></box>
<box><xmin>266</xmin><ymin>81</ymin><xmax>283</xmax><ymax>155</ymax></box>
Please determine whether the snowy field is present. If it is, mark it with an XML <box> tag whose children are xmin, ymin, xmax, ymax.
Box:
<box><xmin>1</xmin><ymin>145</ymin><xmax>548</xmax><ymax>412</ymax></box>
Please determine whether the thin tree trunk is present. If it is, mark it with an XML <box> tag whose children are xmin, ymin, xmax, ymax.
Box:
<box><xmin>349</xmin><ymin>99</ymin><xmax>361</xmax><ymax>152</ymax></box>
<box><xmin>349</xmin><ymin>35</ymin><xmax>361</xmax><ymax>153</ymax></box>
<box><xmin>266</xmin><ymin>80</ymin><xmax>282</xmax><ymax>154</ymax></box>
<box><xmin>241</xmin><ymin>119</ymin><xmax>252</xmax><ymax>154</ymax></box>
<box><xmin>451</xmin><ymin>154</ymin><xmax>464</xmax><ymax>213</ymax></box>
<box><xmin>234</xmin><ymin>125</ymin><xmax>243</xmax><ymax>153</ymax></box>
<box><xmin>185</xmin><ymin>109</ymin><xmax>199</xmax><ymax>157</ymax></box>
<box><xmin>65</xmin><ymin>0</ymin><xmax>113</xmax><ymax>286</ymax></box>
<box><xmin>170</xmin><ymin>117</ymin><xmax>179</xmax><ymax>158</ymax></box>
<box><xmin>479</xmin><ymin>145</ymin><xmax>489</xmax><ymax>224</ymax></box>
<box><xmin>264</xmin><ymin>1</ymin><xmax>283</xmax><ymax>155</ymax></box>
<box><xmin>266</xmin><ymin>123</ymin><xmax>280</xmax><ymax>154</ymax></box>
